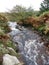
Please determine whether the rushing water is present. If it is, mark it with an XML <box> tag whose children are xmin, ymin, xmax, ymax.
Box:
<box><xmin>8</xmin><ymin>22</ymin><xmax>49</xmax><ymax>65</ymax></box>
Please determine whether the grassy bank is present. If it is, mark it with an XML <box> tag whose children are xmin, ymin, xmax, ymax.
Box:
<box><xmin>0</xmin><ymin>14</ymin><xmax>20</xmax><ymax>64</ymax></box>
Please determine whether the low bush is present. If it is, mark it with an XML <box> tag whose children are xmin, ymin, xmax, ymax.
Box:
<box><xmin>18</xmin><ymin>11</ymin><xmax>49</xmax><ymax>35</ymax></box>
<box><xmin>0</xmin><ymin>14</ymin><xmax>11</xmax><ymax>33</ymax></box>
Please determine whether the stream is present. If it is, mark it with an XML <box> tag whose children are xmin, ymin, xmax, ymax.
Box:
<box><xmin>8</xmin><ymin>21</ymin><xmax>49</xmax><ymax>65</ymax></box>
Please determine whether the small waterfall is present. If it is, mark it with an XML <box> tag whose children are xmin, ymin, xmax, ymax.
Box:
<box><xmin>8</xmin><ymin>21</ymin><xmax>49</xmax><ymax>65</ymax></box>
<box><xmin>8</xmin><ymin>21</ymin><xmax>17</xmax><ymax>30</ymax></box>
<box><xmin>8</xmin><ymin>21</ymin><xmax>21</xmax><ymax>37</ymax></box>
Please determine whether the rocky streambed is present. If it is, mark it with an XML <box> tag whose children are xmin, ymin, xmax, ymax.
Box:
<box><xmin>8</xmin><ymin>21</ymin><xmax>49</xmax><ymax>65</ymax></box>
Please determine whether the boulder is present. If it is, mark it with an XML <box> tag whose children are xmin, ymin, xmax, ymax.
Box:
<box><xmin>3</xmin><ymin>54</ymin><xmax>21</xmax><ymax>65</ymax></box>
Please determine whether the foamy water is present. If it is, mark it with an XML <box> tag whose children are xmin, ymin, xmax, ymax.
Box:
<box><xmin>24</xmin><ymin>40</ymin><xmax>49</xmax><ymax>65</ymax></box>
<box><xmin>9</xmin><ymin>22</ymin><xmax>49</xmax><ymax>65</ymax></box>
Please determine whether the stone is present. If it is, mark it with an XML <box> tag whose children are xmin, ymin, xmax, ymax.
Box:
<box><xmin>3</xmin><ymin>54</ymin><xmax>21</xmax><ymax>65</ymax></box>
